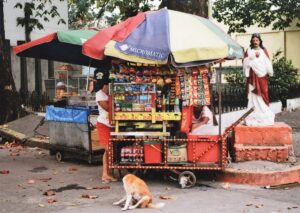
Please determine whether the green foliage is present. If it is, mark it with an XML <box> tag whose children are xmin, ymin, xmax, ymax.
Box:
<box><xmin>224</xmin><ymin>67</ymin><xmax>245</xmax><ymax>88</ymax></box>
<box><xmin>68</xmin><ymin>0</ymin><xmax>157</xmax><ymax>29</ymax></box>
<box><xmin>15</xmin><ymin>0</ymin><xmax>66</xmax><ymax>41</ymax></box>
<box><xmin>269</xmin><ymin>51</ymin><xmax>299</xmax><ymax>86</ymax></box>
<box><xmin>68</xmin><ymin>0</ymin><xmax>99</xmax><ymax>29</ymax></box>
<box><xmin>213</xmin><ymin>0</ymin><xmax>300</xmax><ymax>34</ymax></box>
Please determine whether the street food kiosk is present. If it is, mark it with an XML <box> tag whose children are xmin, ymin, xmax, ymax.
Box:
<box><xmin>106</xmin><ymin>61</ymin><xmax>252</xmax><ymax>188</ymax></box>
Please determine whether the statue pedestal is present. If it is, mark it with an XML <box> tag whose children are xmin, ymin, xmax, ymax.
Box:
<box><xmin>233</xmin><ymin>122</ymin><xmax>293</xmax><ymax>162</ymax></box>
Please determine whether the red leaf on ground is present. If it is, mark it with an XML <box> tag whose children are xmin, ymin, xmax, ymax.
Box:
<box><xmin>43</xmin><ymin>190</ymin><xmax>56</xmax><ymax>196</ymax></box>
<box><xmin>68</xmin><ymin>167</ymin><xmax>78</xmax><ymax>171</ymax></box>
<box><xmin>92</xmin><ymin>186</ymin><xmax>110</xmax><ymax>190</ymax></box>
<box><xmin>0</xmin><ymin>170</ymin><xmax>10</xmax><ymax>174</ymax></box>
<box><xmin>47</xmin><ymin>198</ymin><xmax>57</xmax><ymax>203</ymax></box>
<box><xmin>39</xmin><ymin>177</ymin><xmax>52</xmax><ymax>182</ymax></box>
<box><xmin>9</xmin><ymin>152</ymin><xmax>20</xmax><ymax>156</ymax></box>
<box><xmin>81</xmin><ymin>194</ymin><xmax>98</xmax><ymax>199</ymax></box>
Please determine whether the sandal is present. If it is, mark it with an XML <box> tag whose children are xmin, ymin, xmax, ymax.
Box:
<box><xmin>101</xmin><ymin>179</ymin><xmax>110</xmax><ymax>184</ymax></box>
<box><xmin>108</xmin><ymin>178</ymin><xmax>118</xmax><ymax>182</ymax></box>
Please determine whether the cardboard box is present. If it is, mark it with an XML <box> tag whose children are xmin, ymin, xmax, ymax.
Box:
<box><xmin>167</xmin><ymin>144</ymin><xmax>187</xmax><ymax>163</ymax></box>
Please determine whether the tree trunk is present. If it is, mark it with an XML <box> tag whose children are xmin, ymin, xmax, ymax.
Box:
<box><xmin>160</xmin><ymin>0</ymin><xmax>208</xmax><ymax>18</ymax></box>
<box><xmin>0</xmin><ymin>1</ymin><xmax>22</xmax><ymax>124</ymax></box>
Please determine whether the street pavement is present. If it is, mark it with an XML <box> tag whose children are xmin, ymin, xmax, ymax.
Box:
<box><xmin>0</xmin><ymin>142</ymin><xmax>299</xmax><ymax>213</ymax></box>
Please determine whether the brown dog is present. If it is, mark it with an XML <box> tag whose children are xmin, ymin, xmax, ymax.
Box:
<box><xmin>113</xmin><ymin>174</ymin><xmax>165</xmax><ymax>210</ymax></box>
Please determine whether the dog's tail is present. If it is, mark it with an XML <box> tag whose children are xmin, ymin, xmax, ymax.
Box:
<box><xmin>147</xmin><ymin>202</ymin><xmax>165</xmax><ymax>209</ymax></box>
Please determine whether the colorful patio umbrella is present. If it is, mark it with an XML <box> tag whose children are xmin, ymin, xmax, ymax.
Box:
<box><xmin>83</xmin><ymin>9</ymin><xmax>243</xmax><ymax>66</ymax></box>
<box><xmin>13</xmin><ymin>30</ymin><xmax>111</xmax><ymax>68</ymax></box>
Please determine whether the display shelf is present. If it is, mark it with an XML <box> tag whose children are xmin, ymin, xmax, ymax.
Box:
<box><xmin>114</xmin><ymin>112</ymin><xmax>181</xmax><ymax>121</ymax></box>
<box><xmin>111</xmin><ymin>131</ymin><xmax>170</xmax><ymax>137</ymax></box>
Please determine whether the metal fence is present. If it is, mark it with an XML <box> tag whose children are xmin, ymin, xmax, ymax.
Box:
<box><xmin>18</xmin><ymin>84</ymin><xmax>300</xmax><ymax>113</ymax></box>
<box><xmin>211</xmin><ymin>83</ymin><xmax>300</xmax><ymax>114</ymax></box>
<box><xmin>19</xmin><ymin>91</ymin><xmax>49</xmax><ymax>112</ymax></box>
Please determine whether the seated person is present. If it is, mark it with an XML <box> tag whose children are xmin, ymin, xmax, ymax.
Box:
<box><xmin>191</xmin><ymin>105</ymin><xmax>213</xmax><ymax>130</ymax></box>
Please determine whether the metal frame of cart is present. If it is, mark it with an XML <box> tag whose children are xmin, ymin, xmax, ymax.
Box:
<box><xmin>107</xmin><ymin>63</ymin><xmax>254</xmax><ymax>188</ymax></box>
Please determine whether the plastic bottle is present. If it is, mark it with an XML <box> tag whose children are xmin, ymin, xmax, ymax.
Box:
<box><xmin>174</xmin><ymin>97</ymin><xmax>180</xmax><ymax>112</ymax></box>
<box><xmin>166</xmin><ymin>96</ymin><xmax>170</xmax><ymax>112</ymax></box>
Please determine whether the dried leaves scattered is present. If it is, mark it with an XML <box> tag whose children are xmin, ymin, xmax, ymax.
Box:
<box><xmin>0</xmin><ymin>170</ymin><xmax>10</xmax><ymax>174</ymax></box>
<box><xmin>81</xmin><ymin>194</ymin><xmax>98</xmax><ymax>199</ymax></box>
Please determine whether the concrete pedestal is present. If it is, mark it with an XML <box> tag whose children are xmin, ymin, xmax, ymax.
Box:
<box><xmin>233</xmin><ymin>122</ymin><xmax>293</xmax><ymax>162</ymax></box>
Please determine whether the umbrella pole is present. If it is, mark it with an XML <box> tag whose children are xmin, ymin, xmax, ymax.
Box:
<box><xmin>218</xmin><ymin>62</ymin><xmax>223</xmax><ymax>137</ymax></box>
<box><xmin>86</xmin><ymin>59</ymin><xmax>92</xmax><ymax>92</ymax></box>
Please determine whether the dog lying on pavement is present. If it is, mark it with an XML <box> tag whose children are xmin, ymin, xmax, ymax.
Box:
<box><xmin>113</xmin><ymin>174</ymin><xmax>165</xmax><ymax>210</ymax></box>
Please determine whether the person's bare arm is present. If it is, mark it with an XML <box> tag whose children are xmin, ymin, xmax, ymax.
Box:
<box><xmin>98</xmin><ymin>101</ymin><xmax>109</xmax><ymax>111</ymax></box>
<box><xmin>192</xmin><ymin>117</ymin><xmax>209</xmax><ymax>129</ymax></box>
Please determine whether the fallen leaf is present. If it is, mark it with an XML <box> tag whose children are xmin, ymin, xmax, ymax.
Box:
<box><xmin>287</xmin><ymin>206</ymin><xmax>299</xmax><ymax>210</ymax></box>
<box><xmin>92</xmin><ymin>186</ymin><xmax>110</xmax><ymax>190</ymax></box>
<box><xmin>38</xmin><ymin>204</ymin><xmax>45</xmax><ymax>208</ymax></box>
<box><xmin>0</xmin><ymin>170</ymin><xmax>10</xmax><ymax>174</ymax></box>
<box><xmin>43</xmin><ymin>190</ymin><xmax>56</xmax><ymax>196</ymax></box>
<box><xmin>255</xmin><ymin>204</ymin><xmax>264</xmax><ymax>208</ymax></box>
<box><xmin>17</xmin><ymin>184</ymin><xmax>26</xmax><ymax>189</ymax></box>
<box><xmin>81</xmin><ymin>194</ymin><xmax>98</xmax><ymax>199</ymax></box>
<box><xmin>9</xmin><ymin>152</ymin><xmax>20</xmax><ymax>157</ymax></box>
<box><xmin>28</xmin><ymin>179</ymin><xmax>35</xmax><ymax>184</ymax></box>
<box><xmin>39</xmin><ymin>177</ymin><xmax>52</xmax><ymax>182</ymax></box>
<box><xmin>47</xmin><ymin>198</ymin><xmax>57</xmax><ymax>203</ymax></box>
<box><xmin>68</xmin><ymin>167</ymin><xmax>78</xmax><ymax>171</ymax></box>
<box><xmin>159</xmin><ymin>195</ymin><xmax>177</xmax><ymax>200</ymax></box>
<box><xmin>246</xmin><ymin>204</ymin><xmax>253</xmax><ymax>206</ymax></box>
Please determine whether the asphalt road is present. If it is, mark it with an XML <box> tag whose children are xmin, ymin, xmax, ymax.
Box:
<box><xmin>1</xmin><ymin>144</ymin><xmax>299</xmax><ymax>213</ymax></box>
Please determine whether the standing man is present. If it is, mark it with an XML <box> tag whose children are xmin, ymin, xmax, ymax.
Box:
<box><xmin>95</xmin><ymin>71</ymin><xmax>117</xmax><ymax>183</ymax></box>
<box><xmin>243</xmin><ymin>33</ymin><xmax>274</xmax><ymax>126</ymax></box>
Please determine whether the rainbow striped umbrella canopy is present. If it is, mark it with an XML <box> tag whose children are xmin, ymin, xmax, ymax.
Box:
<box><xmin>83</xmin><ymin>9</ymin><xmax>243</xmax><ymax>66</ymax></box>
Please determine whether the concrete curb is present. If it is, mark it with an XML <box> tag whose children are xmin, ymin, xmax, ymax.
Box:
<box><xmin>216</xmin><ymin>165</ymin><xmax>300</xmax><ymax>186</ymax></box>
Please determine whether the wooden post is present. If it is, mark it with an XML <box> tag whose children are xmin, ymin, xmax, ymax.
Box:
<box><xmin>17</xmin><ymin>40</ymin><xmax>28</xmax><ymax>93</ymax></box>
<box><xmin>48</xmin><ymin>60</ymin><xmax>54</xmax><ymax>79</ymax></box>
<box><xmin>35</xmin><ymin>58</ymin><xmax>42</xmax><ymax>93</ymax></box>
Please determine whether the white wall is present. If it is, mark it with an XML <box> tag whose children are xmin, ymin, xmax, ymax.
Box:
<box><xmin>4</xmin><ymin>0</ymin><xmax>68</xmax><ymax>46</ymax></box>
<box><xmin>4</xmin><ymin>0</ymin><xmax>69</xmax><ymax>92</ymax></box>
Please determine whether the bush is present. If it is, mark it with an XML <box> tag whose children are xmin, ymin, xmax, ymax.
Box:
<box><xmin>223</xmin><ymin>66</ymin><xmax>245</xmax><ymax>89</ymax></box>
<box><xmin>269</xmin><ymin>51</ymin><xmax>299</xmax><ymax>105</ymax></box>
<box><xmin>269</xmin><ymin>51</ymin><xmax>298</xmax><ymax>85</ymax></box>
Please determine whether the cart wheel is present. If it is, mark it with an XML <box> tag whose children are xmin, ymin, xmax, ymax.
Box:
<box><xmin>178</xmin><ymin>171</ymin><xmax>196</xmax><ymax>189</ymax></box>
<box><xmin>55</xmin><ymin>152</ymin><xmax>64</xmax><ymax>162</ymax></box>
